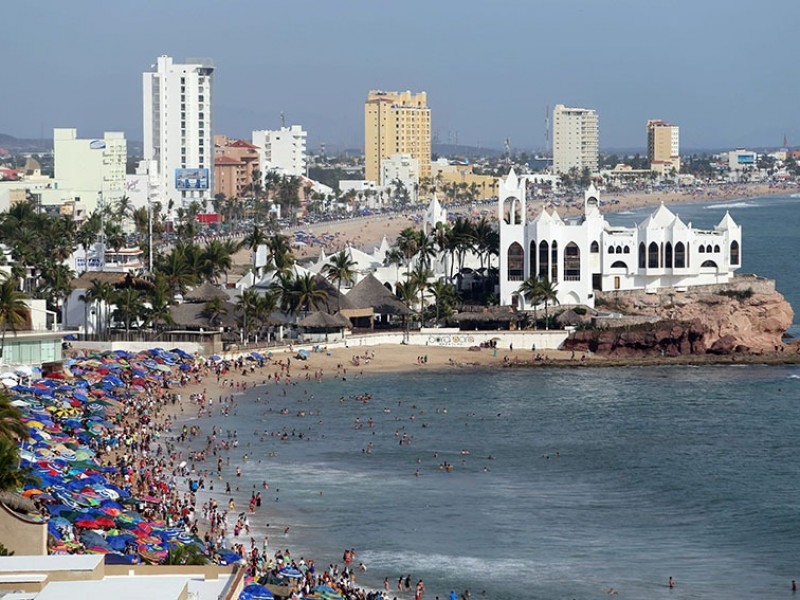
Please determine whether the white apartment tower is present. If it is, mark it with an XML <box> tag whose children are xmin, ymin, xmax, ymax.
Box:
<box><xmin>252</xmin><ymin>125</ymin><xmax>307</xmax><ymax>179</ymax></box>
<box><xmin>143</xmin><ymin>55</ymin><xmax>214</xmax><ymax>210</ymax></box>
<box><xmin>552</xmin><ymin>104</ymin><xmax>599</xmax><ymax>175</ymax></box>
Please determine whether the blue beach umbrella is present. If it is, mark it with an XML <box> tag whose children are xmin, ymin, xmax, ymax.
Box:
<box><xmin>239</xmin><ymin>584</ymin><xmax>275</xmax><ymax>600</ymax></box>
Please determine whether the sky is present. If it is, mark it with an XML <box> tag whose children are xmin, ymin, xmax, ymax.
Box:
<box><xmin>3</xmin><ymin>0</ymin><xmax>798</xmax><ymax>152</ymax></box>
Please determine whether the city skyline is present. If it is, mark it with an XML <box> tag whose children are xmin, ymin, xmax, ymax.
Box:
<box><xmin>2</xmin><ymin>0</ymin><xmax>798</xmax><ymax>152</ymax></box>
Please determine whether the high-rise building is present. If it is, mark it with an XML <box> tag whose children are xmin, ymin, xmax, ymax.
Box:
<box><xmin>647</xmin><ymin>120</ymin><xmax>680</xmax><ymax>174</ymax></box>
<box><xmin>54</xmin><ymin>128</ymin><xmax>127</xmax><ymax>212</ymax></box>
<box><xmin>143</xmin><ymin>55</ymin><xmax>214</xmax><ymax>210</ymax></box>
<box><xmin>552</xmin><ymin>104</ymin><xmax>599</xmax><ymax>175</ymax></box>
<box><xmin>364</xmin><ymin>90</ymin><xmax>430</xmax><ymax>184</ymax></box>
<box><xmin>251</xmin><ymin>125</ymin><xmax>308</xmax><ymax>178</ymax></box>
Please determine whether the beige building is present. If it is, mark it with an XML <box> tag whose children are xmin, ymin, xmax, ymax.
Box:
<box><xmin>647</xmin><ymin>120</ymin><xmax>680</xmax><ymax>174</ymax></box>
<box><xmin>365</xmin><ymin>90</ymin><xmax>431</xmax><ymax>183</ymax></box>
<box><xmin>552</xmin><ymin>104</ymin><xmax>599</xmax><ymax>175</ymax></box>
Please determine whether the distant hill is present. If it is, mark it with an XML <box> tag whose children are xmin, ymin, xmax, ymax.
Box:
<box><xmin>0</xmin><ymin>133</ymin><xmax>51</xmax><ymax>152</ymax></box>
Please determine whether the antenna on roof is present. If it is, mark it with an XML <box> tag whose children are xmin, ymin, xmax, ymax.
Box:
<box><xmin>504</xmin><ymin>137</ymin><xmax>511</xmax><ymax>167</ymax></box>
<box><xmin>281</xmin><ymin>112</ymin><xmax>286</xmax><ymax>128</ymax></box>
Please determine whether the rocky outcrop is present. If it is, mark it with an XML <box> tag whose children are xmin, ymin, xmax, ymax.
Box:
<box><xmin>565</xmin><ymin>276</ymin><xmax>793</xmax><ymax>356</ymax></box>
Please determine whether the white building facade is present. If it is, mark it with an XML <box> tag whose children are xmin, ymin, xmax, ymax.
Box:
<box><xmin>53</xmin><ymin>128</ymin><xmax>127</xmax><ymax>212</ymax></box>
<box><xmin>143</xmin><ymin>55</ymin><xmax>214</xmax><ymax>211</ymax></box>
<box><xmin>498</xmin><ymin>170</ymin><xmax>742</xmax><ymax>308</ymax></box>
<box><xmin>380</xmin><ymin>153</ymin><xmax>419</xmax><ymax>189</ymax></box>
<box><xmin>552</xmin><ymin>104</ymin><xmax>599</xmax><ymax>175</ymax></box>
<box><xmin>252</xmin><ymin>125</ymin><xmax>307</xmax><ymax>178</ymax></box>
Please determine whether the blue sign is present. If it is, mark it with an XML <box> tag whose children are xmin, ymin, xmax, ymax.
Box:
<box><xmin>175</xmin><ymin>168</ymin><xmax>209</xmax><ymax>190</ymax></box>
<box><xmin>89</xmin><ymin>140</ymin><xmax>106</xmax><ymax>150</ymax></box>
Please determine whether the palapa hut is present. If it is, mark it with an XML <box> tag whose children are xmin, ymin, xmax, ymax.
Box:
<box><xmin>182</xmin><ymin>281</ymin><xmax>231</xmax><ymax>303</ymax></box>
<box><xmin>298</xmin><ymin>311</ymin><xmax>352</xmax><ymax>342</ymax></box>
<box><xmin>452</xmin><ymin>305</ymin><xmax>520</xmax><ymax>331</ymax></box>
<box><xmin>345</xmin><ymin>274</ymin><xmax>409</xmax><ymax>329</ymax></box>
<box><xmin>0</xmin><ymin>491</ymin><xmax>47</xmax><ymax>555</ymax></box>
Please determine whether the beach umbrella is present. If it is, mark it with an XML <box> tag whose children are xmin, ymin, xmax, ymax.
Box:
<box><xmin>0</xmin><ymin>371</ymin><xmax>18</xmax><ymax>380</ymax></box>
<box><xmin>209</xmin><ymin>355</ymin><xmax>222</xmax><ymax>362</ymax></box>
<box><xmin>239</xmin><ymin>584</ymin><xmax>275</xmax><ymax>600</ymax></box>
<box><xmin>279</xmin><ymin>566</ymin><xmax>304</xmax><ymax>579</ymax></box>
<box><xmin>15</xmin><ymin>366</ymin><xmax>34</xmax><ymax>377</ymax></box>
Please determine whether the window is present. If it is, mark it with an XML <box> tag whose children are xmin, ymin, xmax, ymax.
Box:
<box><xmin>731</xmin><ymin>240</ymin><xmax>740</xmax><ymax>265</ymax></box>
<box><xmin>608</xmin><ymin>246</ymin><xmax>615</xmax><ymax>254</ymax></box>
<box><xmin>706</xmin><ymin>245</ymin><xmax>713</xmax><ymax>253</ymax></box>
<box><xmin>610</xmin><ymin>261</ymin><xmax>627</xmax><ymax>269</ymax></box>
<box><xmin>638</xmin><ymin>243</ymin><xmax>646</xmax><ymax>268</ymax></box>
<box><xmin>714</xmin><ymin>245</ymin><xmax>720</xmax><ymax>253</ymax></box>
<box><xmin>623</xmin><ymin>246</ymin><xmax>630</xmax><ymax>254</ymax></box>
<box><xmin>503</xmin><ymin>196</ymin><xmax>521</xmax><ymax>224</ymax></box>
<box><xmin>701</xmin><ymin>260</ymin><xmax>718</xmax><ymax>269</ymax></box>
<box><xmin>536</xmin><ymin>241</ymin><xmax>549</xmax><ymax>279</ymax></box>
<box><xmin>674</xmin><ymin>242</ymin><xmax>686</xmax><ymax>268</ymax></box>
<box><xmin>507</xmin><ymin>242</ymin><xmax>524</xmax><ymax>281</ymax></box>
<box><xmin>590</xmin><ymin>241</ymin><xmax>599</xmax><ymax>253</ymax></box>
<box><xmin>648</xmin><ymin>242</ymin><xmax>659</xmax><ymax>268</ymax></box>
<box><xmin>551</xmin><ymin>241</ymin><xmax>558</xmax><ymax>283</ymax></box>
<box><xmin>614</xmin><ymin>276</ymin><xmax>621</xmax><ymax>290</ymax></box>
<box><xmin>699</xmin><ymin>245</ymin><xmax>705</xmax><ymax>253</ymax></box>
<box><xmin>564</xmin><ymin>243</ymin><xmax>580</xmax><ymax>281</ymax></box>
<box><xmin>665</xmin><ymin>242</ymin><xmax>673</xmax><ymax>268</ymax></box>
<box><xmin>529</xmin><ymin>240</ymin><xmax>537</xmax><ymax>275</ymax></box>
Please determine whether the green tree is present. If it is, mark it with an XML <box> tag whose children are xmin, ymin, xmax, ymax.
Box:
<box><xmin>323</xmin><ymin>250</ymin><xmax>357</xmax><ymax>311</ymax></box>
<box><xmin>0</xmin><ymin>278</ymin><xmax>29</xmax><ymax>360</ymax></box>
<box><xmin>113</xmin><ymin>287</ymin><xmax>141</xmax><ymax>341</ymax></box>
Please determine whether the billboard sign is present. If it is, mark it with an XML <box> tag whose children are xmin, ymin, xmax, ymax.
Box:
<box><xmin>175</xmin><ymin>168</ymin><xmax>209</xmax><ymax>190</ymax></box>
<box><xmin>737</xmin><ymin>154</ymin><xmax>755</xmax><ymax>165</ymax></box>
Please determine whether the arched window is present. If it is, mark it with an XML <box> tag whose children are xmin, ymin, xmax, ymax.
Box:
<box><xmin>701</xmin><ymin>260</ymin><xmax>718</xmax><ymax>269</ymax></box>
<box><xmin>623</xmin><ymin>246</ymin><xmax>630</xmax><ymax>254</ymax></box>
<box><xmin>590</xmin><ymin>241</ymin><xmax>599</xmax><ymax>253</ymax></box>
<box><xmin>665</xmin><ymin>242</ymin><xmax>673</xmax><ymax>268</ymax></box>
<box><xmin>638</xmin><ymin>242</ymin><xmax>646</xmax><ymax>268</ymax></box>
<box><xmin>713</xmin><ymin>245</ymin><xmax>720</xmax><ymax>253</ymax></box>
<box><xmin>503</xmin><ymin>197</ymin><xmax>521</xmax><ymax>224</ymax></box>
<box><xmin>564</xmin><ymin>242</ymin><xmax>581</xmax><ymax>281</ymax></box>
<box><xmin>674</xmin><ymin>242</ymin><xmax>685</xmax><ymax>268</ymax></box>
<box><xmin>648</xmin><ymin>242</ymin><xmax>659</xmax><ymax>268</ymax></box>
<box><xmin>616</xmin><ymin>245</ymin><xmax>623</xmax><ymax>254</ymax></box>
<box><xmin>507</xmin><ymin>242</ymin><xmax>524</xmax><ymax>281</ymax></box>
<box><xmin>610</xmin><ymin>260</ymin><xmax>627</xmax><ymax>269</ymax></box>
<box><xmin>551</xmin><ymin>241</ymin><xmax>559</xmax><ymax>283</ymax></box>
<box><xmin>699</xmin><ymin>245</ymin><xmax>705</xmax><ymax>253</ymax></box>
<box><xmin>731</xmin><ymin>240</ymin><xmax>740</xmax><ymax>265</ymax></box>
<box><xmin>538</xmin><ymin>241</ymin><xmax>549</xmax><ymax>279</ymax></box>
<box><xmin>384</xmin><ymin>282</ymin><xmax>393</xmax><ymax>291</ymax></box>
<box><xmin>706</xmin><ymin>245</ymin><xmax>713</xmax><ymax>253</ymax></box>
<box><xmin>608</xmin><ymin>246</ymin><xmax>616</xmax><ymax>254</ymax></box>
<box><xmin>529</xmin><ymin>240</ymin><xmax>537</xmax><ymax>276</ymax></box>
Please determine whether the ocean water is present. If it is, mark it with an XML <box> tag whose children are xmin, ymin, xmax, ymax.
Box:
<box><xmin>181</xmin><ymin>195</ymin><xmax>800</xmax><ymax>599</ymax></box>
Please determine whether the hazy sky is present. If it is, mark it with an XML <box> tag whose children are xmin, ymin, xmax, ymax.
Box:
<box><xmin>3</xmin><ymin>0</ymin><xmax>798</xmax><ymax>152</ymax></box>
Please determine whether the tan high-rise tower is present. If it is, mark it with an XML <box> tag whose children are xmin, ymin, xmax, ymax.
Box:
<box><xmin>647</xmin><ymin>120</ymin><xmax>680</xmax><ymax>174</ymax></box>
<box><xmin>364</xmin><ymin>90</ymin><xmax>431</xmax><ymax>184</ymax></box>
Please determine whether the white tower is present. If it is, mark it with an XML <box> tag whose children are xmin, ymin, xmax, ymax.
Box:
<box><xmin>143</xmin><ymin>55</ymin><xmax>215</xmax><ymax>211</ymax></box>
<box><xmin>497</xmin><ymin>169</ymin><xmax>527</xmax><ymax>307</ymax></box>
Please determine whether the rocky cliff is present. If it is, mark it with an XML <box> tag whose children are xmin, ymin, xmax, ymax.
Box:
<box><xmin>564</xmin><ymin>275</ymin><xmax>794</xmax><ymax>356</ymax></box>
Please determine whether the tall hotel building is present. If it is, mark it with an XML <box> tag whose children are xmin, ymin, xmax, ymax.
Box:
<box><xmin>647</xmin><ymin>119</ymin><xmax>681</xmax><ymax>174</ymax></box>
<box><xmin>143</xmin><ymin>55</ymin><xmax>214</xmax><ymax>209</ymax></box>
<box><xmin>364</xmin><ymin>90</ymin><xmax>431</xmax><ymax>184</ymax></box>
<box><xmin>552</xmin><ymin>104</ymin><xmax>599</xmax><ymax>175</ymax></box>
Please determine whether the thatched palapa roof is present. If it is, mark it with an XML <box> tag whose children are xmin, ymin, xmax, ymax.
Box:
<box><xmin>183</xmin><ymin>281</ymin><xmax>231</xmax><ymax>303</ymax></box>
<box><xmin>452</xmin><ymin>306</ymin><xmax>518</xmax><ymax>323</ymax></box>
<box><xmin>0</xmin><ymin>490</ymin><xmax>39</xmax><ymax>514</ymax></box>
<box><xmin>298</xmin><ymin>311</ymin><xmax>352</xmax><ymax>329</ymax></box>
<box><xmin>345</xmin><ymin>274</ymin><xmax>409</xmax><ymax>316</ymax></box>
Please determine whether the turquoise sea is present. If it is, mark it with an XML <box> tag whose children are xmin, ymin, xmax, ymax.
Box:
<box><xmin>183</xmin><ymin>195</ymin><xmax>800</xmax><ymax>599</ymax></box>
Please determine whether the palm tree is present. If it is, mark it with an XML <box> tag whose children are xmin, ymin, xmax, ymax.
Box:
<box><xmin>408</xmin><ymin>262</ymin><xmax>433</xmax><ymax>317</ymax></box>
<box><xmin>0</xmin><ymin>279</ymin><xmax>28</xmax><ymax>361</ymax></box>
<box><xmin>0</xmin><ymin>437</ymin><xmax>26</xmax><ymax>491</ymax></box>
<box><xmin>383</xmin><ymin>247</ymin><xmax>404</xmax><ymax>282</ymax></box>
<box><xmin>292</xmin><ymin>274</ymin><xmax>329</xmax><ymax>315</ymax></box>
<box><xmin>86</xmin><ymin>279</ymin><xmax>114</xmax><ymax>340</ymax></box>
<box><xmin>396</xmin><ymin>228</ymin><xmax>419</xmax><ymax>277</ymax></box>
<box><xmin>427</xmin><ymin>280</ymin><xmax>457</xmax><ymax>325</ymax></box>
<box><xmin>0</xmin><ymin>388</ymin><xmax>28</xmax><ymax>442</ymax></box>
<box><xmin>242</xmin><ymin>226</ymin><xmax>268</xmax><ymax>279</ymax></box>
<box><xmin>112</xmin><ymin>287</ymin><xmax>141</xmax><ymax>341</ymax></box>
<box><xmin>518</xmin><ymin>276</ymin><xmax>543</xmax><ymax>327</ymax></box>
<box><xmin>201</xmin><ymin>240</ymin><xmax>233</xmax><ymax>284</ymax></box>
<box><xmin>163</xmin><ymin>543</ymin><xmax>208</xmax><ymax>566</ymax></box>
<box><xmin>415</xmin><ymin>231</ymin><xmax>437</xmax><ymax>270</ymax></box>
<box><xmin>323</xmin><ymin>250</ymin><xmax>357</xmax><ymax>311</ymax></box>
<box><xmin>203</xmin><ymin>297</ymin><xmax>227</xmax><ymax>327</ymax></box>
<box><xmin>538</xmin><ymin>277</ymin><xmax>559</xmax><ymax>329</ymax></box>
<box><xmin>235</xmin><ymin>288</ymin><xmax>260</xmax><ymax>342</ymax></box>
